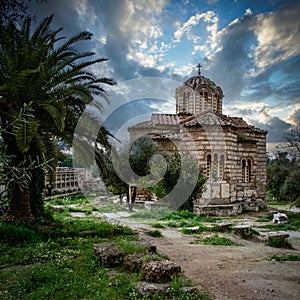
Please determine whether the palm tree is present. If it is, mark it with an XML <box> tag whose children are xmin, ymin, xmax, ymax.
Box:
<box><xmin>0</xmin><ymin>15</ymin><xmax>116</xmax><ymax>224</ymax></box>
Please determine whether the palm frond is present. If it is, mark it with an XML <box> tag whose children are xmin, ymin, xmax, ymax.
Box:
<box><xmin>39</xmin><ymin>102</ymin><xmax>66</xmax><ymax>132</ymax></box>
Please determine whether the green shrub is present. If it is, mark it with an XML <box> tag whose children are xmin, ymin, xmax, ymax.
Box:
<box><xmin>151</xmin><ymin>223</ymin><xmax>165</xmax><ymax>228</ymax></box>
<box><xmin>146</xmin><ymin>230</ymin><xmax>162</xmax><ymax>237</ymax></box>
<box><xmin>163</xmin><ymin>210</ymin><xmax>195</xmax><ymax>220</ymax></box>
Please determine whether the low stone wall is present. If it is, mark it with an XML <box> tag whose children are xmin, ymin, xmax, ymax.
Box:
<box><xmin>194</xmin><ymin>198</ymin><xmax>266</xmax><ymax>216</ymax></box>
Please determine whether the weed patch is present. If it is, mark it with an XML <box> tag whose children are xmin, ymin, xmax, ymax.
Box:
<box><xmin>265</xmin><ymin>237</ymin><xmax>293</xmax><ymax>248</ymax></box>
<box><xmin>255</xmin><ymin>218</ymin><xmax>271</xmax><ymax>222</ymax></box>
<box><xmin>194</xmin><ymin>235</ymin><xmax>241</xmax><ymax>246</ymax></box>
<box><xmin>131</xmin><ymin>208</ymin><xmax>170</xmax><ymax>220</ymax></box>
<box><xmin>146</xmin><ymin>230</ymin><xmax>162</xmax><ymax>237</ymax></box>
<box><xmin>151</xmin><ymin>223</ymin><xmax>165</xmax><ymax>229</ymax></box>
<box><xmin>268</xmin><ymin>254</ymin><xmax>300</xmax><ymax>262</ymax></box>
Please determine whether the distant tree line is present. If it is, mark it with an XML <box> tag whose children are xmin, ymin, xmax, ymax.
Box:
<box><xmin>267</xmin><ymin>125</ymin><xmax>300</xmax><ymax>207</ymax></box>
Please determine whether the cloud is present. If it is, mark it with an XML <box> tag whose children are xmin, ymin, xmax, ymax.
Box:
<box><xmin>251</xmin><ymin>116</ymin><xmax>291</xmax><ymax>143</ymax></box>
<box><xmin>90</xmin><ymin>0</ymin><xmax>169</xmax><ymax>80</ymax></box>
<box><xmin>204</xmin><ymin>10</ymin><xmax>256</xmax><ymax>100</ymax></box>
<box><xmin>252</xmin><ymin>1</ymin><xmax>300</xmax><ymax>74</ymax></box>
<box><xmin>289</xmin><ymin>109</ymin><xmax>300</xmax><ymax>125</ymax></box>
<box><xmin>173</xmin><ymin>11</ymin><xmax>218</xmax><ymax>43</ymax></box>
<box><xmin>27</xmin><ymin>0</ymin><xmax>299</xmax><ymax>144</ymax></box>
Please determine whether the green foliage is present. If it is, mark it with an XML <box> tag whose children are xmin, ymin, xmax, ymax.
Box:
<box><xmin>280</xmin><ymin>169</ymin><xmax>300</xmax><ymax>203</ymax></box>
<box><xmin>181</xmin><ymin>225</ymin><xmax>205</xmax><ymax>234</ymax></box>
<box><xmin>255</xmin><ymin>217</ymin><xmax>271</xmax><ymax>222</ymax></box>
<box><xmin>0</xmin><ymin>196</ymin><xmax>207</xmax><ymax>299</ymax></box>
<box><xmin>151</xmin><ymin>222</ymin><xmax>165</xmax><ymax>228</ymax></box>
<box><xmin>129</xmin><ymin>136</ymin><xmax>160</xmax><ymax>177</ymax></box>
<box><xmin>146</xmin><ymin>230</ymin><xmax>162</xmax><ymax>237</ymax></box>
<box><xmin>49</xmin><ymin>196</ymin><xmax>90</xmax><ymax>206</ymax></box>
<box><xmin>131</xmin><ymin>208</ymin><xmax>170</xmax><ymax>220</ymax></box>
<box><xmin>96</xmin><ymin>148</ymin><xmax>128</xmax><ymax>201</ymax></box>
<box><xmin>163</xmin><ymin>210</ymin><xmax>220</xmax><ymax>224</ymax></box>
<box><xmin>194</xmin><ymin>235</ymin><xmax>241</xmax><ymax>246</ymax></box>
<box><xmin>267</xmin><ymin>160</ymin><xmax>290</xmax><ymax>201</ymax></box>
<box><xmin>0</xmin><ymin>223</ymin><xmax>41</xmax><ymax>246</ymax></box>
<box><xmin>268</xmin><ymin>254</ymin><xmax>300</xmax><ymax>262</ymax></box>
<box><xmin>116</xmin><ymin>240</ymin><xmax>145</xmax><ymax>255</ymax></box>
<box><xmin>267</xmin><ymin>152</ymin><xmax>300</xmax><ymax>203</ymax></box>
<box><xmin>0</xmin><ymin>14</ymin><xmax>115</xmax><ymax>223</ymax></box>
<box><xmin>266</xmin><ymin>237</ymin><xmax>292</xmax><ymax>248</ymax></box>
<box><xmin>150</xmin><ymin>150</ymin><xmax>206</xmax><ymax>212</ymax></box>
<box><xmin>163</xmin><ymin>210</ymin><xmax>195</xmax><ymax>220</ymax></box>
<box><xmin>260</xmin><ymin>212</ymin><xmax>300</xmax><ymax>231</ymax></box>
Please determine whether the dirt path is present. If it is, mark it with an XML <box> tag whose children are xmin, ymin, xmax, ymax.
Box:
<box><xmin>106</xmin><ymin>215</ymin><xmax>300</xmax><ymax>300</ymax></box>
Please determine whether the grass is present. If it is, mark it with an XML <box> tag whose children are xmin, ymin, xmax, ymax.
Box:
<box><xmin>268</xmin><ymin>254</ymin><xmax>300</xmax><ymax>262</ymax></box>
<box><xmin>130</xmin><ymin>208</ymin><xmax>171</xmax><ymax>220</ymax></box>
<box><xmin>163</xmin><ymin>210</ymin><xmax>220</xmax><ymax>223</ymax></box>
<box><xmin>151</xmin><ymin>222</ymin><xmax>165</xmax><ymax>228</ymax></box>
<box><xmin>193</xmin><ymin>235</ymin><xmax>242</xmax><ymax>246</ymax></box>
<box><xmin>255</xmin><ymin>217</ymin><xmax>271</xmax><ymax>223</ymax></box>
<box><xmin>0</xmin><ymin>216</ymin><xmax>139</xmax><ymax>299</ymax></box>
<box><xmin>265</xmin><ymin>237</ymin><xmax>293</xmax><ymax>248</ymax></box>
<box><xmin>259</xmin><ymin>212</ymin><xmax>300</xmax><ymax>231</ymax></box>
<box><xmin>1</xmin><ymin>197</ymin><xmax>210</xmax><ymax>299</ymax></box>
<box><xmin>181</xmin><ymin>225</ymin><xmax>206</xmax><ymax>234</ymax></box>
<box><xmin>146</xmin><ymin>230</ymin><xmax>162</xmax><ymax>237</ymax></box>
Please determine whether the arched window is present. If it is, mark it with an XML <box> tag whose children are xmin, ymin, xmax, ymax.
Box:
<box><xmin>206</xmin><ymin>154</ymin><xmax>211</xmax><ymax>179</ymax></box>
<box><xmin>241</xmin><ymin>158</ymin><xmax>251</xmax><ymax>182</ymax></box>
<box><xmin>183</xmin><ymin>91</ymin><xmax>190</xmax><ymax>111</ymax></box>
<box><xmin>207</xmin><ymin>153</ymin><xmax>225</xmax><ymax>182</ymax></box>
<box><xmin>219</xmin><ymin>154</ymin><xmax>225</xmax><ymax>180</ymax></box>
<box><xmin>212</xmin><ymin>153</ymin><xmax>218</xmax><ymax>181</ymax></box>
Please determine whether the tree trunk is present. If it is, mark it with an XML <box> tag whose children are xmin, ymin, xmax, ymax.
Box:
<box><xmin>3</xmin><ymin>184</ymin><xmax>35</xmax><ymax>225</ymax></box>
<box><xmin>30</xmin><ymin>167</ymin><xmax>46</xmax><ymax>221</ymax></box>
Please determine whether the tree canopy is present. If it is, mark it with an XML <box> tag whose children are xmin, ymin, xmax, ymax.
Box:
<box><xmin>0</xmin><ymin>14</ymin><xmax>115</xmax><ymax>223</ymax></box>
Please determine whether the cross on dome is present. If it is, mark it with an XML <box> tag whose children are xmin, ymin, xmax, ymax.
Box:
<box><xmin>196</xmin><ymin>63</ymin><xmax>202</xmax><ymax>76</ymax></box>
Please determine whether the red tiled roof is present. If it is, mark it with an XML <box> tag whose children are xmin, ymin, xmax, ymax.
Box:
<box><xmin>183</xmin><ymin>111</ymin><xmax>266</xmax><ymax>132</ymax></box>
<box><xmin>128</xmin><ymin>120</ymin><xmax>153</xmax><ymax>130</ymax></box>
<box><xmin>152</xmin><ymin>114</ymin><xmax>179</xmax><ymax>126</ymax></box>
<box><xmin>128</xmin><ymin>111</ymin><xmax>266</xmax><ymax>133</ymax></box>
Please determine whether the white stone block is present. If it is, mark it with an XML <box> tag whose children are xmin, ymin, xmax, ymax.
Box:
<box><xmin>272</xmin><ymin>213</ymin><xmax>288</xmax><ymax>224</ymax></box>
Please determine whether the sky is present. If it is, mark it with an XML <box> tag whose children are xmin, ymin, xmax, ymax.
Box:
<box><xmin>28</xmin><ymin>0</ymin><xmax>300</xmax><ymax>148</ymax></box>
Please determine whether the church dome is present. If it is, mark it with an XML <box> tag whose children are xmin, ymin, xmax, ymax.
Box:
<box><xmin>176</xmin><ymin>66</ymin><xmax>224</xmax><ymax>115</ymax></box>
<box><xmin>184</xmin><ymin>75</ymin><xmax>218</xmax><ymax>91</ymax></box>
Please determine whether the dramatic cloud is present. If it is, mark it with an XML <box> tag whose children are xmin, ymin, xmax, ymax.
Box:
<box><xmin>252</xmin><ymin>1</ymin><xmax>300</xmax><ymax>73</ymax></box>
<box><xmin>27</xmin><ymin>0</ymin><xmax>300</xmax><ymax>144</ymax></box>
<box><xmin>290</xmin><ymin>109</ymin><xmax>300</xmax><ymax>125</ymax></box>
<box><xmin>205</xmin><ymin>10</ymin><xmax>257</xmax><ymax>101</ymax></box>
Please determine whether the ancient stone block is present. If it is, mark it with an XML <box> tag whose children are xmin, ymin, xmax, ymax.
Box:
<box><xmin>123</xmin><ymin>254</ymin><xmax>144</xmax><ymax>273</ymax></box>
<box><xmin>272</xmin><ymin>213</ymin><xmax>288</xmax><ymax>224</ymax></box>
<box><xmin>94</xmin><ymin>242</ymin><xmax>123</xmax><ymax>267</ymax></box>
<box><xmin>141</xmin><ymin>260</ymin><xmax>181</xmax><ymax>283</ymax></box>
<box><xmin>221</xmin><ymin>183</ymin><xmax>230</xmax><ymax>198</ymax></box>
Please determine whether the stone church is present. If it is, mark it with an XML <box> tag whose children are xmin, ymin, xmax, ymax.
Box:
<box><xmin>128</xmin><ymin>66</ymin><xmax>267</xmax><ymax>216</ymax></box>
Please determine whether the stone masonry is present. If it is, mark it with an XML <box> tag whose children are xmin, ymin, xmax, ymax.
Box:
<box><xmin>128</xmin><ymin>67</ymin><xmax>267</xmax><ymax>216</ymax></box>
